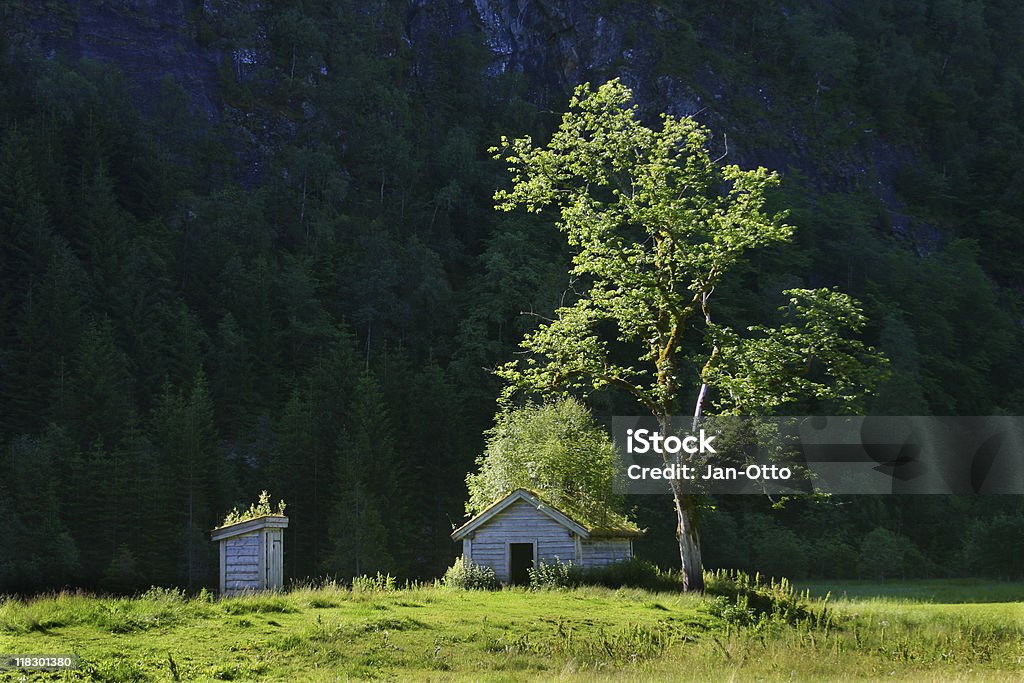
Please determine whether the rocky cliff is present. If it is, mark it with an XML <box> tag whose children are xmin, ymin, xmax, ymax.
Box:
<box><xmin>0</xmin><ymin>0</ymin><xmax>923</xmax><ymax>229</ymax></box>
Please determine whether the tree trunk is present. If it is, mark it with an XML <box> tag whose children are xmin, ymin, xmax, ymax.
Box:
<box><xmin>674</xmin><ymin>488</ymin><xmax>704</xmax><ymax>592</ymax></box>
<box><xmin>660</xmin><ymin>412</ymin><xmax>705</xmax><ymax>591</ymax></box>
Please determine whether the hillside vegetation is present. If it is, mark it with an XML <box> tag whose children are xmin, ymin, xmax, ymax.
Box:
<box><xmin>1</xmin><ymin>0</ymin><xmax>1023</xmax><ymax>592</ymax></box>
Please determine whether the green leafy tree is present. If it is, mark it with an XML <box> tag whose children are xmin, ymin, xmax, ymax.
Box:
<box><xmin>467</xmin><ymin>397</ymin><xmax>628</xmax><ymax>529</ymax></box>
<box><xmin>492</xmin><ymin>80</ymin><xmax>886</xmax><ymax>591</ymax></box>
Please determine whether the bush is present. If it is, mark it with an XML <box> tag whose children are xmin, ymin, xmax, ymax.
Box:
<box><xmin>351</xmin><ymin>572</ymin><xmax>397</xmax><ymax>592</ymax></box>
<box><xmin>575</xmin><ymin>559</ymin><xmax>682</xmax><ymax>592</ymax></box>
<box><xmin>703</xmin><ymin>569</ymin><xmax>830</xmax><ymax>627</ymax></box>
<box><xmin>754</xmin><ymin>527</ymin><xmax>809</xmax><ymax>578</ymax></box>
<box><xmin>809</xmin><ymin>537</ymin><xmax>859</xmax><ymax>579</ymax></box>
<box><xmin>442</xmin><ymin>557</ymin><xmax>499</xmax><ymax>590</ymax></box>
<box><xmin>705</xmin><ymin>595</ymin><xmax>757</xmax><ymax>627</ymax></box>
<box><xmin>964</xmin><ymin>514</ymin><xmax>1024</xmax><ymax>579</ymax></box>
<box><xmin>528</xmin><ymin>559</ymin><xmax>576</xmax><ymax>590</ymax></box>
<box><xmin>857</xmin><ymin>528</ymin><xmax>924</xmax><ymax>580</ymax></box>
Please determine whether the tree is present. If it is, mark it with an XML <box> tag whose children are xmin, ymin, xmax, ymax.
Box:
<box><xmin>492</xmin><ymin>80</ymin><xmax>885</xmax><ymax>591</ymax></box>
<box><xmin>150</xmin><ymin>372</ymin><xmax>225</xmax><ymax>588</ymax></box>
<box><xmin>466</xmin><ymin>397</ymin><xmax>628</xmax><ymax>530</ymax></box>
<box><xmin>4</xmin><ymin>429</ymin><xmax>80</xmax><ymax>589</ymax></box>
<box><xmin>323</xmin><ymin>371</ymin><xmax>401</xmax><ymax>578</ymax></box>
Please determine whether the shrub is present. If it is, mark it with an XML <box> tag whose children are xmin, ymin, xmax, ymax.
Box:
<box><xmin>705</xmin><ymin>595</ymin><xmax>756</xmax><ymax>627</ymax></box>
<box><xmin>809</xmin><ymin>537</ymin><xmax>859</xmax><ymax>579</ymax></box>
<box><xmin>753</xmin><ymin>527</ymin><xmax>809</xmax><ymax>578</ymax></box>
<box><xmin>703</xmin><ymin>569</ymin><xmax>831</xmax><ymax>628</ymax></box>
<box><xmin>442</xmin><ymin>557</ymin><xmax>499</xmax><ymax>590</ymax></box>
<box><xmin>964</xmin><ymin>514</ymin><xmax>1024</xmax><ymax>579</ymax></box>
<box><xmin>351</xmin><ymin>572</ymin><xmax>397</xmax><ymax>592</ymax></box>
<box><xmin>857</xmin><ymin>527</ymin><xmax>924</xmax><ymax>579</ymax></box>
<box><xmin>575</xmin><ymin>559</ymin><xmax>682</xmax><ymax>592</ymax></box>
<box><xmin>528</xmin><ymin>559</ymin><xmax>576</xmax><ymax>590</ymax></box>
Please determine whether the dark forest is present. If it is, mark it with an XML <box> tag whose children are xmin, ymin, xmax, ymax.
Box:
<box><xmin>1</xmin><ymin>0</ymin><xmax>1023</xmax><ymax>593</ymax></box>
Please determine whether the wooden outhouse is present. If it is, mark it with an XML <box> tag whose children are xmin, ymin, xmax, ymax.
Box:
<box><xmin>211</xmin><ymin>515</ymin><xmax>288</xmax><ymax>595</ymax></box>
<box><xmin>450</xmin><ymin>489</ymin><xmax>642</xmax><ymax>584</ymax></box>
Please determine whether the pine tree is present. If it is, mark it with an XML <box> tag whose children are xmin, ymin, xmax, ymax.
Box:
<box><xmin>0</xmin><ymin>126</ymin><xmax>58</xmax><ymax>434</ymax></box>
<box><xmin>150</xmin><ymin>372</ymin><xmax>224</xmax><ymax>588</ymax></box>
<box><xmin>5</xmin><ymin>429</ymin><xmax>80</xmax><ymax>589</ymax></box>
<box><xmin>323</xmin><ymin>371</ymin><xmax>401</xmax><ymax>578</ymax></box>
<box><xmin>269</xmin><ymin>329</ymin><xmax>359</xmax><ymax>578</ymax></box>
<box><xmin>65</xmin><ymin>317</ymin><xmax>133</xmax><ymax>450</ymax></box>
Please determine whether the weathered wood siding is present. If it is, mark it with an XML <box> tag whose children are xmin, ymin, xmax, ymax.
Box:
<box><xmin>579</xmin><ymin>538</ymin><xmax>632</xmax><ymax>567</ymax></box>
<box><xmin>265</xmin><ymin>528</ymin><xmax>284</xmax><ymax>591</ymax></box>
<box><xmin>213</xmin><ymin>515</ymin><xmax>288</xmax><ymax>596</ymax></box>
<box><xmin>466</xmin><ymin>499</ymin><xmax>578</xmax><ymax>583</ymax></box>
<box><xmin>224</xmin><ymin>532</ymin><xmax>263</xmax><ymax>593</ymax></box>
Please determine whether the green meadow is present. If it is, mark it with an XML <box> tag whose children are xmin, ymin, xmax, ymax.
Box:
<box><xmin>1</xmin><ymin>579</ymin><xmax>1023</xmax><ymax>682</ymax></box>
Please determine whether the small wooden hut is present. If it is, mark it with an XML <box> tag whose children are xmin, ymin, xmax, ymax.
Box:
<box><xmin>211</xmin><ymin>515</ymin><xmax>288</xmax><ymax>595</ymax></box>
<box><xmin>450</xmin><ymin>489</ymin><xmax>642</xmax><ymax>584</ymax></box>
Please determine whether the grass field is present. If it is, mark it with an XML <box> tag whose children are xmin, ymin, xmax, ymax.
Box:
<box><xmin>1</xmin><ymin>579</ymin><xmax>1022</xmax><ymax>681</ymax></box>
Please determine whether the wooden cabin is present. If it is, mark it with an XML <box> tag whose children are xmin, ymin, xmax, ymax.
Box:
<box><xmin>211</xmin><ymin>515</ymin><xmax>288</xmax><ymax>595</ymax></box>
<box><xmin>450</xmin><ymin>489</ymin><xmax>642</xmax><ymax>584</ymax></box>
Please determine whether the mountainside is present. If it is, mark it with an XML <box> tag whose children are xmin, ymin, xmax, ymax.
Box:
<box><xmin>1</xmin><ymin>0</ymin><xmax>1022</xmax><ymax>592</ymax></box>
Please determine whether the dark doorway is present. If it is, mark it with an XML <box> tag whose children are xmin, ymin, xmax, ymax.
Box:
<box><xmin>509</xmin><ymin>543</ymin><xmax>534</xmax><ymax>585</ymax></box>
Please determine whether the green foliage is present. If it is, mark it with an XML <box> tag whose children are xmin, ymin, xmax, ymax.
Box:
<box><xmin>442</xmin><ymin>557</ymin><xmax>499</xmax><ymax>591</ymax></box>
<box><xmin>858</xmin><ymin>528</ymin><xmax>927</xmax><ymax>580</ymax></box>
<box><xmin>492</xmin><ymin>79</ymin><xmax>802</xmax><ymax>415</ymax></box>
<box><xmin>466</xmin><ymin>397</ymin><xmax>631</xmax><ymax>530</ymax></box>
<box><xmin>322</xmin><ymin>371</ymin><xmax>404</xmax><ymax>578</ymax></box>
<box><xmin>351</xmin><ymin>572</ymin><xmax>398</xmax><ymax>593</ymax></box>
<box><xmin>0</xmin><ymin>0</ymin><xmax>1020</xmax><ymax>595</ymax></box>
<box><xmin>964</xmin><ymin>514</ymin><xmax>1024</xmax><ymax>580</ymax></box>
<box><xmin>492</xmin><ymin>77</ymin><xmax>885</xmax><ymax>416</ymax></box>
<box><xmin>707</xmin><ymin>288</ymin><xmax>889</xmax><ymax>414</ymax></box>
<box><xmin>574</xmin><ymin>559</ymin><xmax>683</xmax><ymax>592</ymax></box>
<box><xmin>219</xmin><ymin>490</ymin><xmax>287</xmax><ymax>528</ymax></box>
<box><xmin>491</xmin><ymin>79</ymin><xmax>886</xmax><ymax>590</ymax></box>
<box><xmin>703</xmin><ymin>569</ymin><xmax>830</xmax><ymax>627</ymax></box>
<box><xmin>528</xmin><ymin>559</ymin><xmax>576</xmax><ymax>590</ymax></box>
<box><xmin>753</xmin><ymin>527</ymin><xmax>809</xmax><ymax>579</ymax></box>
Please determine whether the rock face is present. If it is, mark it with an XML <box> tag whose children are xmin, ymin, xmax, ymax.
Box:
<box><xmin>5</xmin><ymin>0</ymin><xmax>648</xmax><ymax>115</ymax></box>
<box><xmin>461</xmin><ymin>0</ymin><xmax>681</xmax><ymax>109</ymax></box>
<box><xmin>3</xmin><ymin>1</ymin><xmax>717</xmax><ymax>133</ymax></box>
<box><xmin>6</xmin><ymin>0</ymin><xmax>221</xmax><ymax>118</ymax></box>
<box><xmin>1</xmin><ymin>0</ymin><xmax>904</xmax><ymax>207</ymax></box>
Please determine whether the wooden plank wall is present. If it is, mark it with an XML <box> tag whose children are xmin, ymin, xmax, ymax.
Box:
<box><xmin>224</xmin><ymin>532</ymin><xmax>263</xmax><ymax>593</ymax></box>
<box><xmin>579</xmin><ymin>538</ymin><xmax>632</xmax><ymax>567</ymax></box>
<box><xmin>468</xmin><ymin>500</ymin><xmax>577</xmax><ymax>583</ymax></box>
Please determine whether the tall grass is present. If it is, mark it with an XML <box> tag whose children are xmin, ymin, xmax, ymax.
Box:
<box><xmin>0</xmin><ymin>587</ymin><xmax>214</xmax><ymax>634</ymax></box>
<box><xmin>2</xmin><ymin>579</ymin><xmax>1021</xmax><ymax>681</ymax></box>
<box><xmin>704</xmin><ymin>568</ymin><xmax>833</xmax><ymax>628</ymax></box>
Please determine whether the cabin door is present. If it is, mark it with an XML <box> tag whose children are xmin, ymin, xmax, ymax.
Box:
<box><xmin>509</xmin><ymin>542</ymin><xmax>534</xmax><ymax>585</ymax></box>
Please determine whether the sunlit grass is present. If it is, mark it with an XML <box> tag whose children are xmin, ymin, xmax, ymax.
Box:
<box><xmin>1</xmin><ymin>580</ymin><xmax>1022</xmax><ymax>681</ymax></box>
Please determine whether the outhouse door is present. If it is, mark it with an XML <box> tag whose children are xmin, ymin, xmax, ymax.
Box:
<box><xmin>265</xmin><ymin>530</ymin><xmax>283</xmax><ymax>590</ymax></box>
